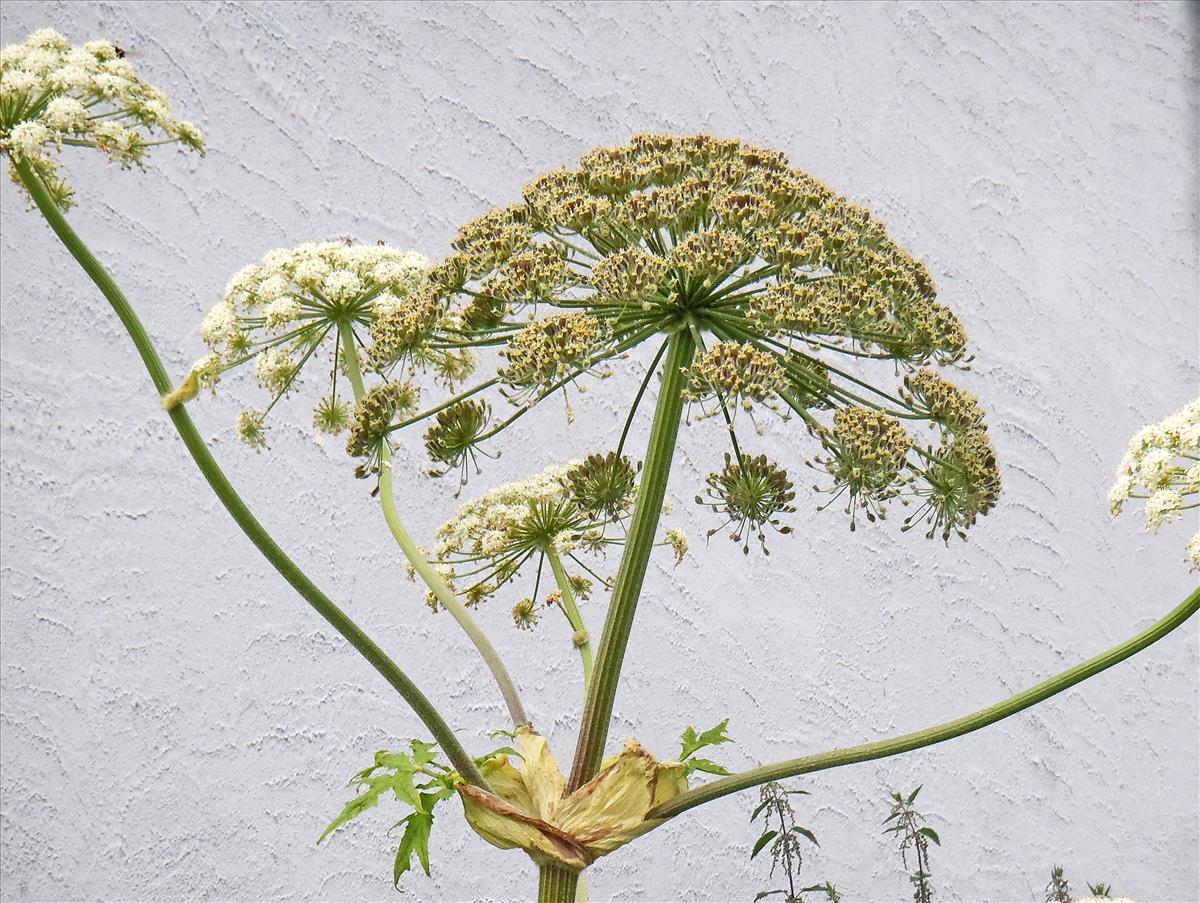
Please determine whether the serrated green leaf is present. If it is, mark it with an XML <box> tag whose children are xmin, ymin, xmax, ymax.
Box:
<box><xmin>792</xmin><ymin>825</ymin><xmax>819</xmax><ymax>846</ymax></box>
<box><xmin>679</xmin><ymin>718</ymin><xmax>732</xmax><ymax>760</ymax></box>
<box><xmin>319</xmin><ymin>774</ymin><xmax>391</xmax><ymax>843</ymax></box>
<box><xmin>392</xmin><ymin>811</ymin><xmax>434</xmax><ymax>885</ymax></box>
<box><xmin>409</xmin><ymin>739</ymin><xmax>438</xmax><ymax>768</ymax></box>
<box><xmin>918</xmin><ymin>826</ymin><xmax>940</xmax><ymax>845</ymax></box>
<box><xmin>390</xmin><ymin>768</ymin><xmax>423</xmax><ymax>810</ymax></box>
<box><xmin>685</xmin><ymin>757</ymin><xmax>731</xmax><ymax>776</ymax></box>
<box><xmin>906</xmin><ymin>785</ymin><xmax>922</xmax><ymax>804</ymax></box>
<box><xmin>751</xmin><ymin>829</ymin><xmax>777</xmax><ymax>859</ymax></box>
<box><xmin>754</xmin><ymin>891</ymin><xmax>786</xmax><ymax>901</ymax></box>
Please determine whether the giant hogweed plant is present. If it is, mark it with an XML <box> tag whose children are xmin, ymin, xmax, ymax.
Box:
<box><xmin>3</xmin><ymin>29</ymin><xmax>1197</xmax><ymax>901</ymax></box>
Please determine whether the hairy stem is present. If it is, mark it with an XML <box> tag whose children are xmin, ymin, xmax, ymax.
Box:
<box><xmin>546</xmin><ymin>545</ymin><xmax>593</xmax><ymax>690</ymax></box>
<box><xmin>568</xmin><ymin>328</ymin><xmax>696</xmax><ymax>790</ymax></box>
<box><xmin>337</xmin><ymin>325</ymin><xmax>529</xmax><ymax>728</ymax></box>
<box><xmin>650</xmin><ymin>585</ymin><xmax>1200</xmax><ymax>820</ymax></box>
<box><xmin>12</xmin><ymin>157</ymin><xmax>487</xmax><ymax>788</ymax></box>
<box><xmin>537</xmin><ymin>862</ymin><xmax>580</xmax><ymax>903</ymax></box>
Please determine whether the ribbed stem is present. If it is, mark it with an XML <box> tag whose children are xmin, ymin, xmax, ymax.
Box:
<box><xmin>337</xmin><ymin>326</ymin><xmax>529</xmax><ymax>727</ymax></box>
<box><xmin>649</xmin><ymin>585</ymin><xmax>1200</xmax><ymax>821</ymax></box>
<box><xmin>12</xmin><ymin>157</ymin><xmax>487</xmax><ymax>788</ymax></box>
<box><xmin>567</xmin><ymin>328</ymin><xmax>695</xmax><ymax>790</ymax></box>
<box><xmin>537</xmin><ymin>863</ymin><xmax>580</xmax><ymax>903</ymax></box>
<box><xmin>546</xmin><ymin>545</ymin><xmax>593</xmax><ymax>690</ymax></box>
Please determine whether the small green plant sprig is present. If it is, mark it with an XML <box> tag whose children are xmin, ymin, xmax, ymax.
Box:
<box><xmin>883</xmin><ymin>786</ymin><xmax>941</xmax><ymax>903</ymax></box>
<box><xmin>1045</xmin><ymin>865</ymin><xmax>1073</xmax><ymax>903</ymax></box>
<box><xmin>749</xmin><ymin>782</ymin><xmax>839</xmax><ymax>903</ymax></box>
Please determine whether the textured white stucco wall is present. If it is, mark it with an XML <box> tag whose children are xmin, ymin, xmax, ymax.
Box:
<box><xmin>1</xmin><ymin>2</ymin><xmax>1198</xmax><ymax>901</ymax></box>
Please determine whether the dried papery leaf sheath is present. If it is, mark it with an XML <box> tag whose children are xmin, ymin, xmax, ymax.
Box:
<box><xmin>458</xmin><ymin>727</ymin><xmax>687</xmax><ymax>870</ymax></box>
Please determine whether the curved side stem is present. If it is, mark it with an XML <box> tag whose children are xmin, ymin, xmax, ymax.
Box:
<box><xmin>11</xmin><ymin>157</ymin><xmax>487</xmax><ymax>788</ymax></box>
<box><xmin>567</xmin><ymin>328</ymin><xmax>695</xmax><ymax>790</ymax></box>
<box><xmin>546</xmin><ymin>545</ymin><xmax>593</xmax><ymax>690</ymax></box>
<box><xmin>649</xmin><ymin>585</ymin><xmax>1200</xmax><ymax>821</ymax></box>
<box><xmin>337</xmin><ymin>325</ymin><xmax>529</xmax><ymax>728</ymax></box>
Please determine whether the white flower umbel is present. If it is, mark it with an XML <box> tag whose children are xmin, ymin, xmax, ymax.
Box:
<box><xmin>0</xmin><ymin>28</ymin><xmax>204</xmax><ymax>208</ymax></box>
<box><xmin>1110</xmin><ymin>396</ymin><xmax>1200</xmax><ymax>570</ymax></box>
<box><xmin>192</xmin><ymin>241</ymin><xmax>436</xmax><ymax>446</ymax></box>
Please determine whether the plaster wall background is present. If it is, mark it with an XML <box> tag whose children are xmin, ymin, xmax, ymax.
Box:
<box><xmin>1</xmin><ymin>2</ymin><xmax>1197</xmax><ymax>901</ymax></box>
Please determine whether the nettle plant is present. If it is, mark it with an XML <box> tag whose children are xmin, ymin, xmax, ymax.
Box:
<box><xmin>3</xmin><ymin>29</ymin><xmax>1197</xmax><ymax>901</ymax></box>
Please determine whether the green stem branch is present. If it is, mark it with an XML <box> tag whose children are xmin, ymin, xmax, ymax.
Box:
<box><xmin>649</xmin><ymin>585</ymin><xmax>1200</xmax><ymax>821</ymax></box>
<box><xmin>337</xmin><ymin>326</ymin><xmax>529</xmax><ymax>728</ymax></box>
<box><xmin>546</xmin><ymin>545</ymin><xmax>593</xmax><ymax>690</ymax></box>
<box><xmin>567</xmin><ymin>328</ymin><xmax>695</xmax><ymax>790</ymax></box>
<box><xmin>11</xmin><ymin>157</ymin><xmax>487</xmax><ymax>788</ymax></box>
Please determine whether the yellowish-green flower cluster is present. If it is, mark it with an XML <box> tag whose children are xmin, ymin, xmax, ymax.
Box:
<box><xmin>382</xmin><ymin>133</ymin><xmax>998</xmax><ymax>539</ymax></box>
<box><xmin>818</xmin><ymin>407</ymin><xmax>914</xmax><ymax>528</ymax></box>
<box><xmin>191</xmin><ymin>240</ymin><xmax>459</xmax><ymax>447</ymax></box>
<box><xmin>902</xmin><ymin>369</ymin><xmax>985</xmax><ymax>432</ymax></box>
<box><xmin>0</xmin><ymin>28</ymin><xmax>203</xmax><ymax>208</ymax></box>
<box><xmin>1109</xmin><ymin>397</ymin><xmax>1200</xmax><ymax>569</ymax></box>
<box><xmin>686</xmin><ymin>341</ymin><xmax>785</xmax><ymax>405</ymax></box>
<box><xmin>499</xmin><ymin>313</ymin><xmax>606</xmax><ymax>392</ymax></box>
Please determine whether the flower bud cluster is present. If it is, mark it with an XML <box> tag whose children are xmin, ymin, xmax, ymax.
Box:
<box><xmin>347</xmin><ymin>381</ymin><xmax>419</xmax><ymax>479</ymax></box>
<box><xmin>902</xmin><ymin>369</ymin><xmax>985</xmax><ymax>431</ymax></box>
<box><xmin>697</xmin><ymin>453</ymin><xmax>796</xmax><ymax>554</ymax></box>
<box><xmin>1</xmin><ymin>29</ymin><xmax>204</xmax><ymax>208</ymax></box>
<box><xmin>423</xmin><ymin>399</ymin><xmax>493</xmax><ymax>481</ymax></box>
<box><xmin>432</xmin><ymin>460</ymin><xmax>681</xmax><ymax>620</ymax></box>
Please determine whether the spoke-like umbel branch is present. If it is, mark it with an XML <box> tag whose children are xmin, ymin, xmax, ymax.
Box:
<box><xmin>12</xmin><ymin>157</ymin><xmax>488</xmax><ymax>789</ymax></box>
<box><xmin>647</xmin><ymin>585</ymin><xmax>1200</xmax><ymax>822</ymax></box>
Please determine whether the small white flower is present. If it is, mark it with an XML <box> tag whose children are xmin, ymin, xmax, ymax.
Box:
<box><xmin>41</xmin><ymin>96</ymin><xmax>87</xmax><ymax>131</ymax></box>
<box><xmin>7</xmin><ymin>121</ymin><xmax>50</xmax><ymax>161</ymax></box>
<box><xmin>1144</xmin><ymin>489</ymin><xmax>1183</xmax><ymax>531</ymax></box>
<box><xmin>322</xmin><ymin>268</ymin><xmax>363</xmax><ymax>302</ymax></box>
<box><xmin>201</xmin><ymin>301</ymin><xmax>240</xmax><ymax>346</ymax></box>
<box><xmin>254</xmin><ymin>347</ymin><xmax>295</xmax><ymax>393</ymax></box>
<box><xmin>263</xmin><ymin>297</ymin><xmax>301</xmax><ymax>329</ymax></box>
<box><xmin>292</xmin><ymin>256</ymin><xmax>331</xmax><ymax>288</ymax></box>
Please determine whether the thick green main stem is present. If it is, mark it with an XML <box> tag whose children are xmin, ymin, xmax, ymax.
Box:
<box><xmin>336</xmin><ymin>326</ymin><xmax>529</xmax><ymax>728</ymax></box>
<box><xmin>568</xmin><ymin>328</ymin><xmax>696</xmax><ymax>790</ymax></box>
<box><xmin>546</xmin><ymin>545</ymin><xmax>593</xmax><ymax>689</ymax></box>
<box><xmin>538</xmin><ymin>863</ymin><xmax>580</xmax><ymax>903</ymax></box>
<box><xmin>649</xmin><ymin>585</ymin><xmax>1200</xmax><ymax>821</ymax></box>
<box><xmin>14</xmin><ymin>157</ymin><xmax>486</xmax><ymax>788</ymax></box>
